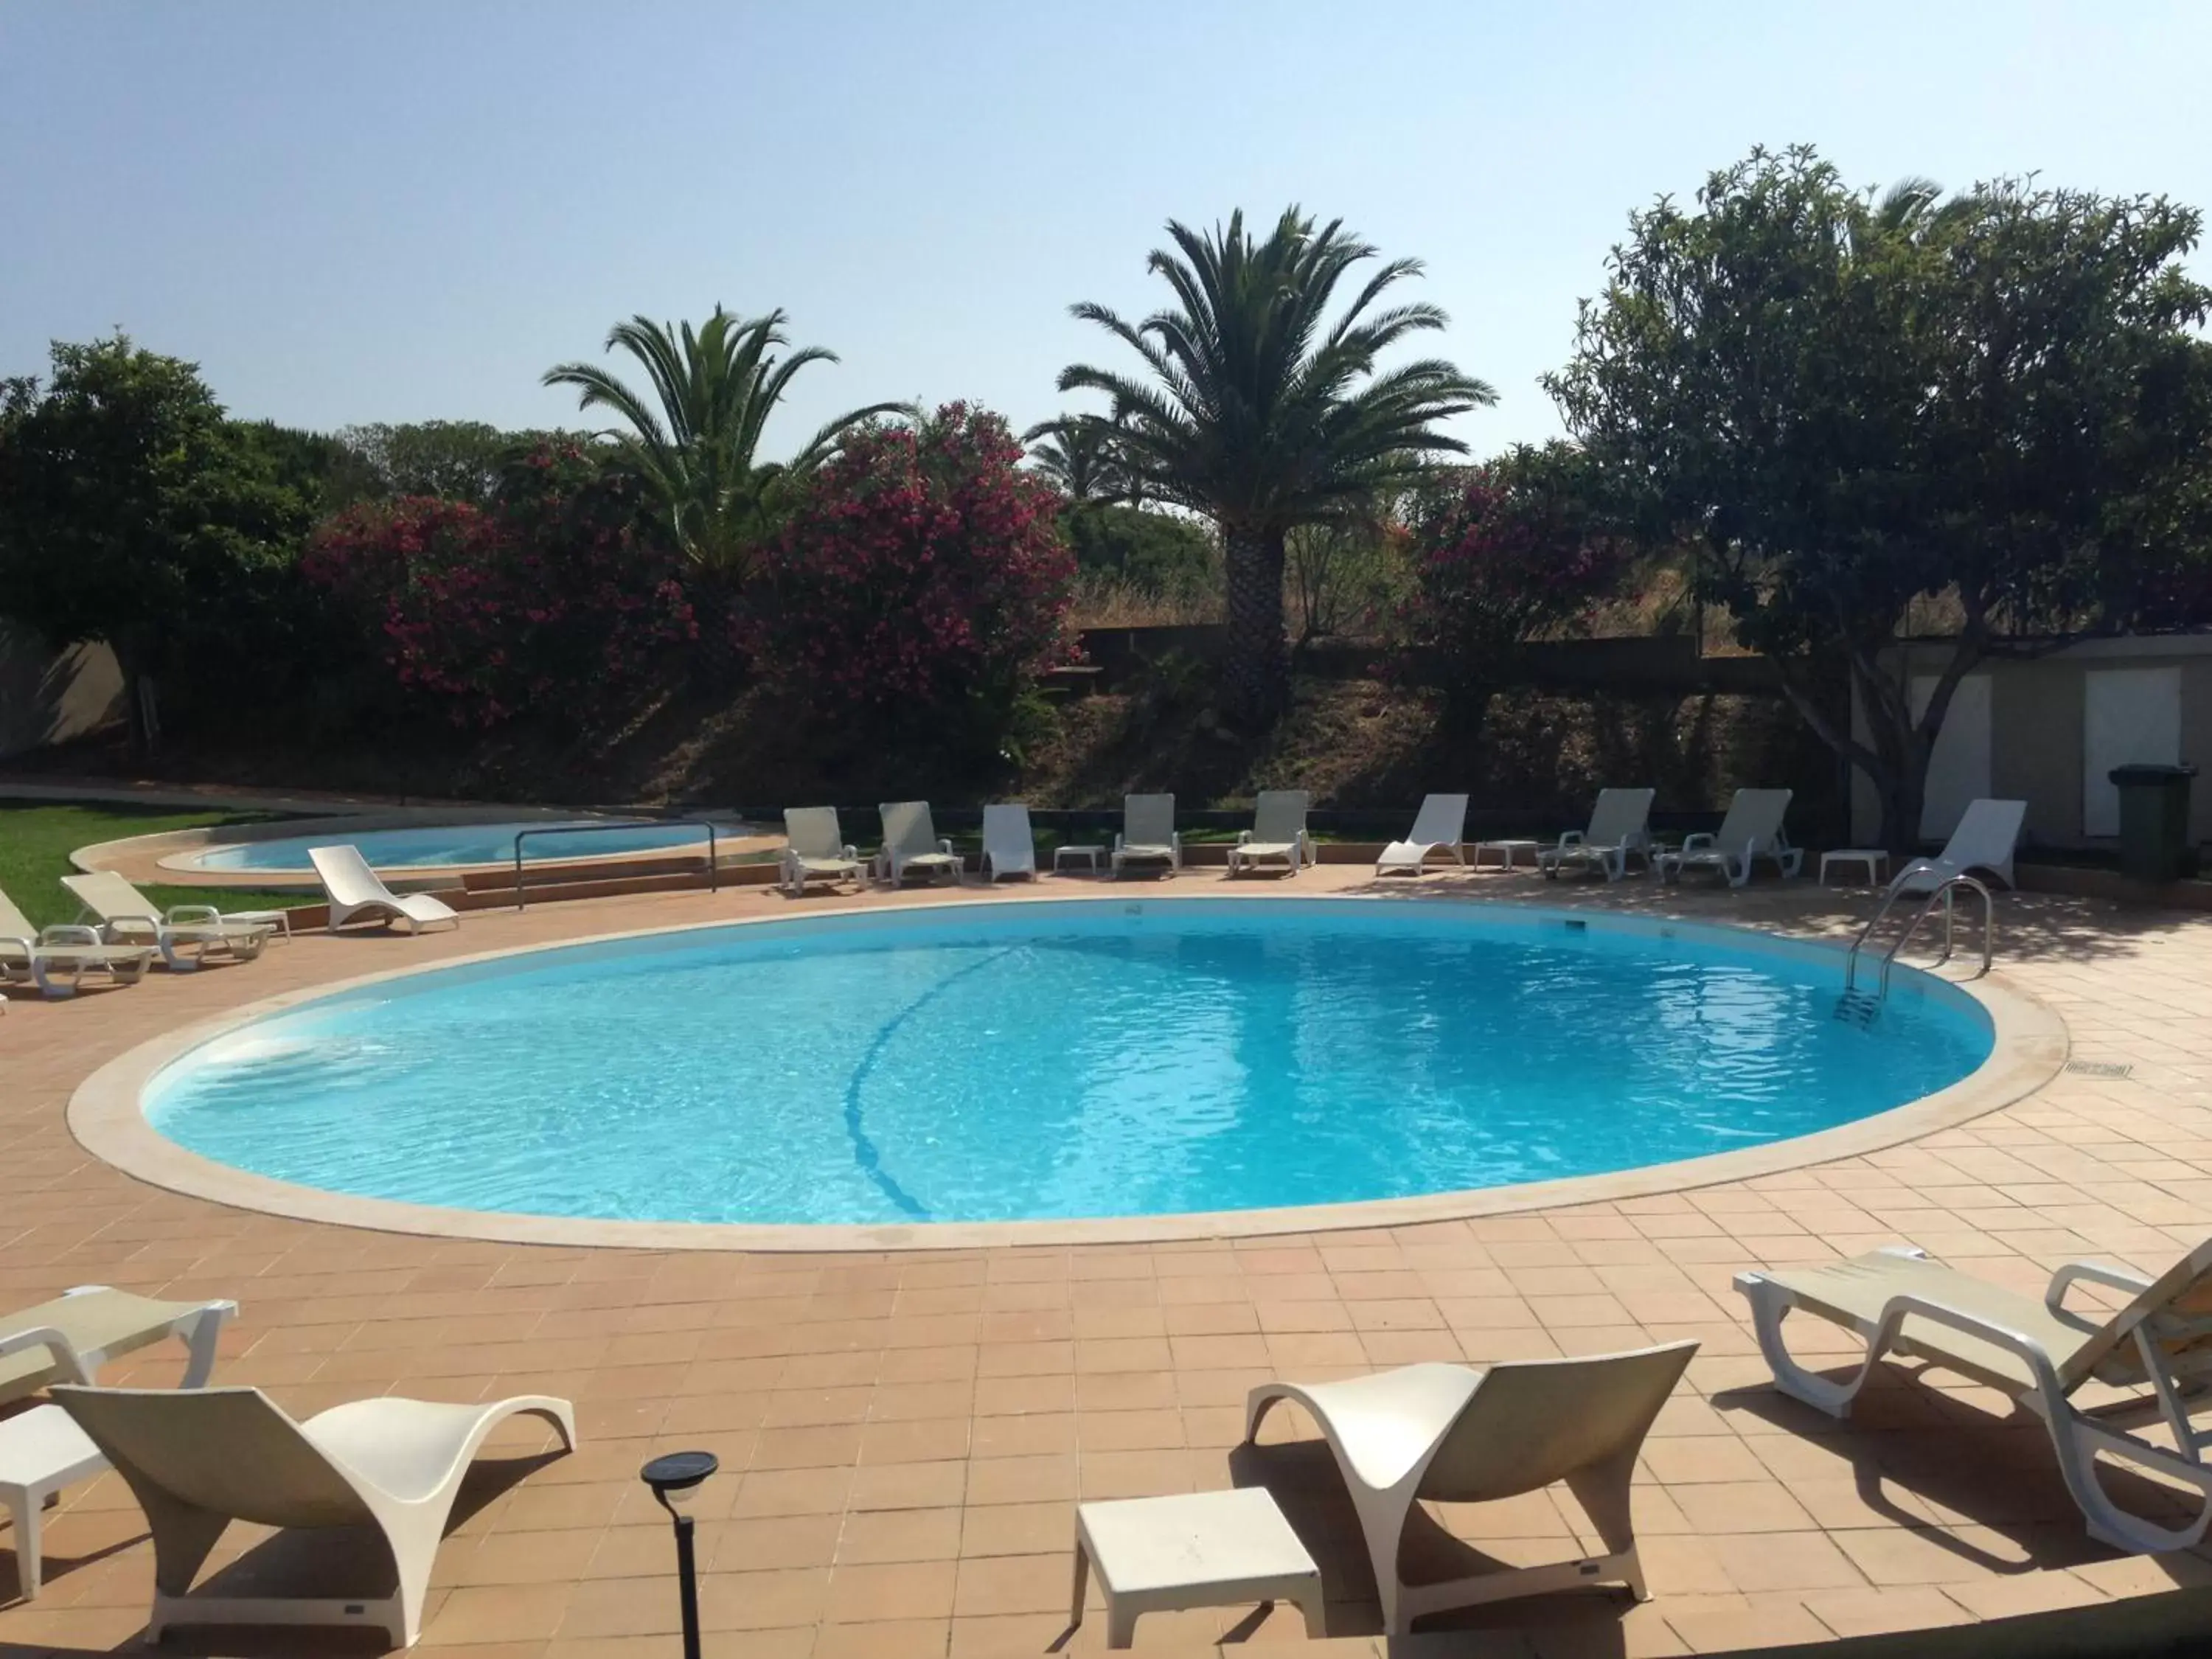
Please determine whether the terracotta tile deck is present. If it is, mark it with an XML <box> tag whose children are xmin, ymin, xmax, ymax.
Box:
<box><xmin>4</xmin><ymin>865</ymin><xmax>2212</xmax><ymax>1656</ymax></box>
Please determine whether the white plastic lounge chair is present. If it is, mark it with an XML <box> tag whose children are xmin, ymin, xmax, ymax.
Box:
<box><xmin>981</xmin><ymin>803</ymin><xmax>1039</xmax><ymax>882</ymax></box>
<box><xmin>1113</xmin><ymin>794</ymin><xmax>1181</xmax><ymax>876</ymax></box>
<box><xmin>1891</xmin><ymin>797</ymin><xmax>2027</xmax><ymax>894</ymax></box>
<box><xmin>1537</xmin><ymin>788</ymin><xmax>1656</xmax><ymax>883</ymax></box>
<box><xmin>0</xmin><ymin>1285</ymin><xmax>237</xmax><ymax>1407</ymax></box>
<box><xmin>1246</xmin><ymin>1343</ymin><xmax>1697</xmax><ymax>1632</ymax></box>
<box><xmin>1228</xmin><ymin>790</ymin><xmax>1311</xmax><ymax>877</ymax></box>
<box><xmin>53</xmin><ymin>1383</ymin><xmax>575</xmax><ymax>1647</ymax></box>
<box><xmin>62</xmin><ymin>870</ymin><xmax>271</xmax><ymax>970</ymax></box>
<box><xmin>877</xmin><ymin>801</ymin><xmax>964</xmax><ymax>885</ymax></box>
<box><xmin>1655</xmin><ymin>788</ymin><xmax>1802</xmax><ymax>888</ymax></box>
<box><xmin>310</xmin><ymin>844</ymin><xmax>460</xmax><ymax>933</ymax></box>
<box><xmin>0</xmin><ymin>886</ymin><xmax>153</xmax><ymax>998</ymax></box>
<box><xmin>1376</xmin><ymin>794</ymin><xmax>1470</xmax><ymax>877</ymax></box>
<box><xmin>779</xmin><ymin>806</ymin><xmax>863</xmax><ymax>896</ymax></box>
<box><xmin>1737</xmin><ymin>1240</ymin><xmax>2212</xmax><ymax>1554</ymax></box>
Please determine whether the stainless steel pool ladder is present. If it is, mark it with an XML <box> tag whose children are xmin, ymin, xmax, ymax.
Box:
<box><xmin>1843</xmin><ymin>873</ymin><xmax>1994</xmax><ymax>1001</ymax></box>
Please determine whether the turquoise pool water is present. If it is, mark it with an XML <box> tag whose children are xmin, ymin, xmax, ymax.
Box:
<box><xmin>187</xmin><ymin>820</ymin><xmax>712</xmax><ymax>872</ymax></box>
<box><xmin>144</xmin><ymin>900</ymin><xmax>1993</xmax><ymax>1227</ymax></box>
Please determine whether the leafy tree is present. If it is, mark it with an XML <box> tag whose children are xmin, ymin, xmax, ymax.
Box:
<box><xmin>1060</xmin><ymin>503</ymin><xmax>1217</xmax><ymax>599</ymax></box>
<box><xmin>0</xmin><ymin>335</ymin><xmax>314</xmax><ymax>751</ymax></box>
<box><xmin>543</xmin><ymin>307</ymin><xmax>905</xmax><ymax>580</ymax></box>
<box><xmin>1548</xmin><ymin>147</ymin><xmax>2212</xmax><ymax>848</ymax></box>
<box><xmin>321</xmin><ymin>420</ymin><xmax>582</xmax><ymax>508</ymax></box>
<box><xmin>1286</xmin><ymin>500</ymin><xmax>1399</xmax><ymax>647</ymax></box>
<box><xmin>743</xmin><ymin>404</ymin><xmax>1074</xmax><ymax>756</ymax></box>
<box><xmin>1059</xmin><ymin>208</ymin><xmax>1494</xmax><ymax>727</ymax></box>
<box><xmin>1392</xmin><ymin>446</ymin><xmax>1630</xmax><ymax>717</ymax></box>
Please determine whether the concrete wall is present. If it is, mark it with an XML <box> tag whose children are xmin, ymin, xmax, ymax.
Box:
<box><xmin>1852</xmin><ymin>636</ymin><xmax>2212</xmax><ymax>849</ymax></box>
<box><xmin>0</xmin><ymin>619</ymin><xmax>125</xmax><ymax>759</ymax></box>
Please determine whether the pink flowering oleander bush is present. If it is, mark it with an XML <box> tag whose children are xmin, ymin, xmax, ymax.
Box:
<box><xmin>1394</xmin><ymin>454</ymin><xmax>1630</xmax><ymax>708</ymax></box>
<box><xmin>744</xmin><ymin>404</ymin><xmax>1077</xmax><ymax>746</ymax></box>
<box><xmin>302</xmin><ymin>444</ymin><xmax>695</xmax><ymax>728</ymax></box>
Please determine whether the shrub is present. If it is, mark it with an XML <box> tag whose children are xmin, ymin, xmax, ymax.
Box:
<box><xmin>1394</xmin><ymin>448</ymin><xmax>1630</xmax><ymax>709</ymax></box>
<box><xmin>302</xmin><ymin>445</ymin><xmax>695</xmax><ymax>729</ymax></box>
<box><xmin>745</xmin><ymin>404</ymin><xmax>1076</xmax><ymax>751</ymax></box>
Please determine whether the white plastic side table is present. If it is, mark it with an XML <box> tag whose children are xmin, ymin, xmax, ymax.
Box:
<box><xmin>1820</xmin><ymin>849</ymin><xmax>1891</xmax><ymax>888</ymax></box>
<box><xmin>0</xmin><ymin>1404</ymin><xmax>108</xmax><ymax>1600</ymax></box>
<box><xmin>1054</xmin><ymin>844</ymin><xmax>1107</xmax><ymax>875</ymax></box>
<box><xmin>1072</xmin><ymin>1487</ymin><xmax>1324</xmax><ymax>1649</ymax></box>
<box><xmin>1472</xmin><ymin>839</ymin><xmax>1540</xmax><ymax>871</ymax></box>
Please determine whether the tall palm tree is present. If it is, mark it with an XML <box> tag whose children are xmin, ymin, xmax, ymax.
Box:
<box><xmin>1021</xmin><ymin>415</ymin><xmax>1130</xmax><ymax>505</ymax></box>
<box><xmin>1060</xmin><ymin>208</ymin><xmax>1494</xmax><ymax>723</ymax></box>
<box><xmin>543</xmin><ymin>307</ymin><xmax>903</xmax><ymax>577</ymax></box>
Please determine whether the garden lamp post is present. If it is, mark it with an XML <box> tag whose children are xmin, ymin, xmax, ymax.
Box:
<box><xmin>641</xmin><ymin>1449</ymin><xmax>718</xmax><ymax>1659</ymax></box>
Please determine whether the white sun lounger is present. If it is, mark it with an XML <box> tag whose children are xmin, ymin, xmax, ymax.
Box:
<box><xmin>1376</xmin><ymin>794</ymin><xmax>1470</xmax><ymax>877</ymax></box>
<box><xmin>1891</xmin><ymin>797</ymin><xmax>2027</xmax><ymax>894</ymax></box>
<box><xmin>1538</xmin><ymin>788</ymin><xmax>1656</xmax><ymax>883</ymax></box>
<box><xmin>1655</xmin><ymin>788</ymin><xmax>1802</xmax><ymax>887</ymax></box>
<box><xmin>54</xmin><ymin>1383</ymin><xmax>575</xmax><ymax>1648</ymax></box>
<box><xmin>0</xmin><ymin>886</ymin><xmax>153</xmax><ymax>998</ymax></box>
<box><xmin>62</xmin><ymin>870</ymin><xmax>271</xmax><ymax>970</ymax></box>
<box><xmin>1113</xmin><ymin>794</ymin><xmax>1181</xmax><ymax>876</ymax></box>
<box><xmin>309</xmin><ymin>844</ymin><xmax>461</xmax><ymax>934</ymax></box>
<box><xmin>1228</xmin><ymin>790</ymin><xmax>1310</xmax><ymax>877</ymax></box>
<box><xmin>1247</xmin><ymin>1343</ymin><xmax>1697</xmax><ymax>1632</ymax></box>
<box><xmin>981</xmin><ymin>803</ymin><xmax>1039</xmax><ymax>882</ymax></box>
<box><xmin>779</xmin><ymin>807</ymin><xmax>864</xmax><ymax>896</ymax></box>
<box><xmin>878</xmin><ymin>801</ymin><xmax>964</xmax><ymax>885</ymax></box>
<box><xmin>1738</xmin><ymin>1240</ymin><xmax>2212</xmax><ymax>1554</ymax></box>
<box><xmin>0</xmin><ymin>1286</ymin><xmax>237</xmax><ymax>1408</ymax></box>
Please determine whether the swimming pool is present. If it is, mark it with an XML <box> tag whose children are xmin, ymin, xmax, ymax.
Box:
<box><xmin>181</xmin><ymin>819</ymin><xmax>716</xmax><ymax>872</ymax></box>
<box><xmin>143</xmin><ymin>899</ymin><xmax>1992</xmax><ymax>1228</ymax></box>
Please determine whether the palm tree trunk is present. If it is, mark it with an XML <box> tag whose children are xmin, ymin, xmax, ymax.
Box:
<box><xmin>1221</xmin><ymin>525</ymin><xmax>1290</xmax><ymax>728</ymax></box>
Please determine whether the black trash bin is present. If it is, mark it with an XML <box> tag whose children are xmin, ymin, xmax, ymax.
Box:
<box><xmin>2108</xmin><ymin>763</ymin><xmax>2198</xmax><ymax>883</ymax></box>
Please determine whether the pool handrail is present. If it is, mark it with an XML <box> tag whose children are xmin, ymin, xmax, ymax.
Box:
<box><xmin>511</xmin><ymin>820</ymin><xmax>721</xmax><ymax>911</ymax></box>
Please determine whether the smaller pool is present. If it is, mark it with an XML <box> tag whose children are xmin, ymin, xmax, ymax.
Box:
<box><xmin>184</xmin><ymin>820</ymin><xmax>717</xmax><ymax>873</ymax></box>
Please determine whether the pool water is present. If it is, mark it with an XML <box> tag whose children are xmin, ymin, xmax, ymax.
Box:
<box><xmin>145</xmin><ymin>900</ymin><xmax>1993</xmax><ymax>1227</ymax></box>
<box><xmin>187</xmin><ymin>819</ymin><xmax>714</xmax><ymax>872</ymax></box>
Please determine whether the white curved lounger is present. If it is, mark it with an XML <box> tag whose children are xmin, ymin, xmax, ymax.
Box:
<box><xmin>981</xmin><ymin>803</ymin><xmax>1039</xmax><ymax>882</ymax></box>
<box><xmin>1738</xmin><ymin>1239</ymin><xmax>2212</xmax><ymax>1554</ymax></box>
<box><xmin>54</xmin><ymin>1383</ymin><xmax>574</xmax><ymax>1648</ymax></box>
<box><xmin>310</xmin><ymin>844</ymin><xmax>459</xmax><ymax>933</ymax></box>
<box><xmin>1376</xmin><ymin>794</ymin><xmax>1470</xmax><ymax>877</ymax></box>
<box><xmin>1891</xmin><ymin>797</ymin><xmax>2026</xmax><ymax>894</ymax></box>
<box><xmin>1246</xmin><ymin>1343</ymin><xmax>1697</xmax><ymax>1632</ymax></box>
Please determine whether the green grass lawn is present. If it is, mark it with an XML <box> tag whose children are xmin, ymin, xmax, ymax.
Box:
<box><xmin>0</xmin><ymin>803</ymin><xmax>317</xmax><ymax>930</ymax></box>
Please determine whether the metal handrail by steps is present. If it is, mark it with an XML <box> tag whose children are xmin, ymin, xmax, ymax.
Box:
<box><xmin>1844</xmin><ymin>872</ymin><xmax>1994</xmax><ymax>1000</ymax></box>
<box><xmin>512</xmin><ymin>820</ymin><xmax>722</xmax><ymax>911</ymax></box>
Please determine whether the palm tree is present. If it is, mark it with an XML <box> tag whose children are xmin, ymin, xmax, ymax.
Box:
<box><xmin>543</xmin><ymin>307</ymin><xmax>904</xmax><ymax>578</ymax></box>
<box><xmin>1059</xmin><ymin>208</ymin><xmax>1495</xmax><ymax>724</ymax></box>
<box><xmin>1021</xmin><ymin>416</ymin><xmax>1127</xmax><ymax>505</ymax></box>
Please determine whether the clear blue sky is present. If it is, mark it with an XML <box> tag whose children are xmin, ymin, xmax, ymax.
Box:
<box><xmin>4</xmin><ymin>1</ymin><xmax>2206</xmax><ymax>459</ymax></box>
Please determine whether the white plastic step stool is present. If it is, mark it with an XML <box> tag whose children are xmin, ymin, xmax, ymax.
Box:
<box><xmin>1072</xmin><ymin>1486</ymin><xmax>1325</xmax><ymax>1648</ymax></box>
<box><xmin>1</xmin><ymin>1404</ymin><xmax>108</xmax><ymax>1601</ymax></box>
